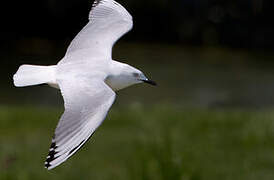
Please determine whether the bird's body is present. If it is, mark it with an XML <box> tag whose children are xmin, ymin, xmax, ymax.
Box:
<box><xmin>13</xmin><ymin>0</ymin><xmax>155</xmax><ymax>170</ymax></box>
<box><xmin>42</xmin><ymin>59</ymin><xmax>140</xmax><ymax>91</ymax></box>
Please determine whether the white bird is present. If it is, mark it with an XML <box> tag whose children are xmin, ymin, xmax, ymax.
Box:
<box><xmin>13</xmin><ymin>0</ymin><xmax>156</xmax><ymax>170</ymax></box>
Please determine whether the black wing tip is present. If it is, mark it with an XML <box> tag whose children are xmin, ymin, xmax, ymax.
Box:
<box><xmin>45</xmin><ymin>141</ymin><xmax>58</xmax><ymax>169</ymax></box>
<box><xmin>44</xmin><ymin>132</ymin><xmax>96</xmax><ymax>169</ymax></box>
<box><xmin>92</xmin><ymin>0</ymin><xmax>103</xmax><ymax>8</ymax></box>
<box><xmin>50</xmin><ymin>141</ymin><xmax>57</xmax><ymax>149</ymax></box>
<box><xmin>45</xmin><ymin>162</ymin><xmax>51</xmax><ymax>169</ymax></box>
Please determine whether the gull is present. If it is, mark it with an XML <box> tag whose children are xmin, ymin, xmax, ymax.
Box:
<box><xmin>13</xmin><ymin>0</ymin><xmax>156</xmax><ymax>170</ymax></box>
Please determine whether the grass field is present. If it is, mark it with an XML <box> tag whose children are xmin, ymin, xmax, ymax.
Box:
<box><xmin>1</xmin><ymin>105</ymin><xmax>274</xmax><ymax>180</ymax></box>
<box><xmin>2</xmin><ymin>43</ymin><xmax>274</xmax><ymax>179</ymax></box>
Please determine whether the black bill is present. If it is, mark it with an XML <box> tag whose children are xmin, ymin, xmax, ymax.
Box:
<box><xmin>142</xmin><ymin>79</ymin><xmax>157</xmax><ymax>86</ymax></box>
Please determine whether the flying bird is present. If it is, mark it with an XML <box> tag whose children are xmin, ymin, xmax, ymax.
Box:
<box><xmin>13</xmin><ymin>0</ymin><xmax>156</xmax><ymax>170</ymax></box>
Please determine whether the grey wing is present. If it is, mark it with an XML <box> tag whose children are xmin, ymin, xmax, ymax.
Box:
<box><xmin>63</xmin><ymin>0</ymin><xmax>133</xmax><ymax>61</ymax></box>
<box><xmin>45</xmin><ymin>77</ymin><xmax>116</xmax><ymax>170</ymax></box>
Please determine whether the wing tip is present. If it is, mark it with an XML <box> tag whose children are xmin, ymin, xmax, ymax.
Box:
<box><xmin>44</xmin><ymin>141</ymin><xmax>58</xmax><ymax>170</ymax></box>
<box><xmin>91</xmin><ymin>0</ymin><xmax>104</xmax><ymax>10</ymax></box>
<box><xmin>89</xmin><ymin>0</ymin><xmax>132</xmax><ymax>21</ymax></box>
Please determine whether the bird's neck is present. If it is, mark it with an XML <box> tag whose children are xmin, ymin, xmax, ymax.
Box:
<box><xmin>105</xmin><ymin>60</ymin><xmax>135</xmax><ymax>91</ymax></box>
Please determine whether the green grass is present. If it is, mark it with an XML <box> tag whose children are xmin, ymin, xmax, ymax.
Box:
<box><xmin>1</xmin><ymin>105</ymin><xmax>274</xmax><ymax>180</ymax></box>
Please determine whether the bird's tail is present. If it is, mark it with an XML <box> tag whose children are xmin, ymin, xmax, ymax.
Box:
<box><xmin>13</xmin><ymin>65</ymin><xmax>57</xmax><ymax>87</ymax></box>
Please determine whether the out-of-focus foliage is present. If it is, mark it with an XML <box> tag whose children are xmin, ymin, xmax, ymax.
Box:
<box><xmin>1</xmin><ymin>106</ymin><xmax>274</xmax><ymax>180</ymax></box>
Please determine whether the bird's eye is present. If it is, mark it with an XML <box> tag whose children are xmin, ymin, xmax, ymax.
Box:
<box><xmin>133</xmin><ymin>73</ymin><xmax>139</xmax><ymax>78</ymax></box>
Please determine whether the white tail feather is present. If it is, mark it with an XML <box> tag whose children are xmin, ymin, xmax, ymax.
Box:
<box><xmin>13</xmin><ymin>65</ymin><xmax>57</xmax><ymax>87</ymax></box>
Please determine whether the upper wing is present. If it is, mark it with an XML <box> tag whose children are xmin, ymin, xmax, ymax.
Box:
<box><xmin>64</xmin><ymin>0</ymin><xmax>133</xmax><ymax>60</ymax></box>
<box><xmin>45</xmin><ymin>77</ymin><xmax>116</xmax><ymax>170</ymax></box>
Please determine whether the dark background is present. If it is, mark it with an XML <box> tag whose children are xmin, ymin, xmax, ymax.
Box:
<box><xmin>2</xmin><ymin>0</ymin><xmax>274</xmax><ymax>108</ymax></box>
<box><xmin>1</xmin><ymin>0</ymin><xmax>273</xmax><ymax>49</ymax></box>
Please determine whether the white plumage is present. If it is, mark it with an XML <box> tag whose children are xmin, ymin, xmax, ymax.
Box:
<box><xmin>64</xmin><ymin>0</ymin><xmax>133</xmax><ymax>59</ymax></box>
<box><xmin>13</xmin><ymin>0</ymin><xmax>156</xmax><ymax>170</ymax></box>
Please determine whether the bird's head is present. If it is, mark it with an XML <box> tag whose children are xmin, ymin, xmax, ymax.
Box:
<box><xmin>131</xmin><ymin>71</ymin><xmax>157</xmax><ymax>86</ymax></box>
<box><xmin>106</xmin><ymin>62</ymin><xmax>156</xmax><ymax>91</ymax></box>
<box><xmin>122</xmin><ymin>64</ymin><xmax>157</xmax><ymax>86</ymax></box>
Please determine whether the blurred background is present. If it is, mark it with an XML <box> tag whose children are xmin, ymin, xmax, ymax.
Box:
<box><xmin>1</xmin><ymin>0</ymin><xmax>274</xmax><ymax>179</ymax></box>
